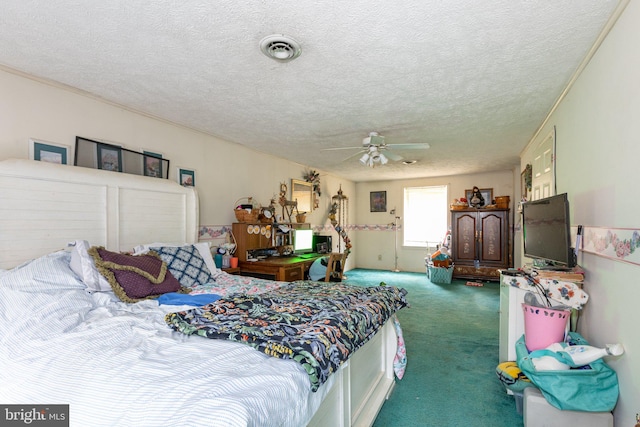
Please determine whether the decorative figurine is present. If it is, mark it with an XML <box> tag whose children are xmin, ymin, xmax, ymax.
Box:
<box><xmin>469</xmin><ymin>186</ymin><xmax>485</xmax><ymax>207</ymax></box>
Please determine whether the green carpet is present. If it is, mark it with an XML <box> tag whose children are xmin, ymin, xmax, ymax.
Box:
<box><xmin>344</xmin><ymin>269</ymin><xmax>523</xmax><ymax>427</ymax></box>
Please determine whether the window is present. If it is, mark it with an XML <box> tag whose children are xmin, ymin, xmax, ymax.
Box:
<box><xmin>403</xmin><ymin>185</ymin><xmax>448</xmax><ymax>247</ymax></box>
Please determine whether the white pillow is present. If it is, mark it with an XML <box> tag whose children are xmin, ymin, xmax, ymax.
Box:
<box><xmin>133</xmin><ymin>242</ymin><xmax>219</xmax><ymax>274</ymax></box>
<box><xmin>68</xmin><ymin>240</ymin><xmax>112</xmax><ymax>292</ymax></box>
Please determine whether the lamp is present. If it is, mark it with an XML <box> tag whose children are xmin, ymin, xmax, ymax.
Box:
<box><xmin>390</xmin><ymin>208</ymin><xmax>400</xmax><ymax>272</ymax></box>
<box><xmin>362</xmin><ymin>148</ymin><xmax>388</xmax><ymax>167</ymax></box>
<box><xmin>359</xmin><ymin>153</ymin><xmax>370</xmax><ymax>165</ymax></box>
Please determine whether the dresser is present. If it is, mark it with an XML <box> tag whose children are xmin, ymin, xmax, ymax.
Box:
<box><xmin>450</xmin><ymin>208</ymin><xmax>511</xmax><ymax>281</ymax></box>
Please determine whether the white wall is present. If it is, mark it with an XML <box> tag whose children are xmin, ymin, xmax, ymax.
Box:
<box><xmin>354</xmin><ymin>170</ymin><xmax>515</xmax><ymax>272</ymax></box>
<box><xmin>520</xmin><ymin>2</ymin><xmax>639</xmax><ymax>423</ymax></box>
<box><xmin>0</xmin><ymin>68</ymin><xmax>356</xmax><ymax>269</ymax></box>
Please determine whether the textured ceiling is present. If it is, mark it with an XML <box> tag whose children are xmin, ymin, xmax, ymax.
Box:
<box><xmin>0</xmin><ymin>1</ymin><xmax>621</xmax><ymax>182</ymax></box>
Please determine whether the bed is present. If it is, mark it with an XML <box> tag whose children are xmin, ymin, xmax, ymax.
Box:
<box><xmin>0</xmin><ymin>159</ymin><xmax>407</xmax><ymax>427</ymax></box>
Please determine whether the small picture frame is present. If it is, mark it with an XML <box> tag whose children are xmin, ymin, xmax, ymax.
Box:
<box><xmin>97</xmin><ymin>143</ymin><xmax>122</xmax><ymax>172</ymax></box>
<box><xmin>178</xmin><ymin>168</ymin><xmax>195</xmax><ymax>187</ymax></box>
<box><xmin>143</xmin><ymin>151</ymin><xmax>163</xmax><ymax>178</ymax></box>
<box><xmin>465</xmin><ymin>188</ymin><xmax>493</xmax><ymax>206</ymax></box>
<box><xmin>370</xmin><ymin>191</ymin><xmax>387</xmax><ymax>212</ymax></box>
<box><xmin>30</xmin><ymin>139</ymin><xmax>69</xmax><ymax>164</ymax></box>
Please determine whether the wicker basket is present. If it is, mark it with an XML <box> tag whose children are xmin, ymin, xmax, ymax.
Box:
<box><xmin>450</xmin><ymin>204</ymin><xmax>468</xmax><ymax>211</ymax></box>
<box><xmin>234</xmin><ymin>208</ymin><xmax>259</xmax><ymax>222</ymax></box>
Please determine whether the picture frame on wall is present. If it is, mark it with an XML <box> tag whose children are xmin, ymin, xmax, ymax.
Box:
<box><xmin>97</xmin><ymin>143</ymin><xmax>122</xmax><ymax>172</ymax></box>
<box><xmin>521</xmin><ymin>163</ymin><xmax>532</xmax><ymax>200</ymax></box>
<box><xmin>521</xmin><ymin>170</ymin><xmax>528</xmax><ymax>200</ymax></box>
<box><xmin>370</xmin><ymin>191</ymin><xmax>387</xmax><ymax>212</ymax></box>
<box><xmin>143</xmin><ymin>151</ymin><xmax>163</xmax><ymax>178</ymax></box>
<box><xmin>178</xmin><ymin>167</ymin><xmax>195</xmax><ymax>187</ymax></box>
<box><xmin>465</xmin><ymin>188</ymin><xmax>493</xmax><ymax>206</ymax></box>
<box><xmin>29</xmin><ymin>139</ymin><xmax>69</xmax><ymax>164</ymax></box>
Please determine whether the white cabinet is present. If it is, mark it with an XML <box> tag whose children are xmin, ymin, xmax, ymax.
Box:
<box><xmin>498</xmin><ymin>274</ymin><xmax>527</xmax><ymax>361</ymax></box>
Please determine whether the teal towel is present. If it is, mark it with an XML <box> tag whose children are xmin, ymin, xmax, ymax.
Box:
<box><xmin>158</xmin><ymin>292</ymin><xmax>221</xmax><ymax>306</ymax></box>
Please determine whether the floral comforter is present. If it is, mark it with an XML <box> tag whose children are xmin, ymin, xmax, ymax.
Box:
<box><xmin>165</xmin><ymin>281</ymin><xmax>408</xmax><ymax>391</ymax></box>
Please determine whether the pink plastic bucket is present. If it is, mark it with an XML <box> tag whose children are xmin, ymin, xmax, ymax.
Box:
<box><xmin>522</xmin><ymin>304</ymin><xmax>570</xmax><ymax>351</ymax></box>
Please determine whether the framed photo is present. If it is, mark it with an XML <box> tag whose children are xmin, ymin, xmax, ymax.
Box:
<box><xmin>143</xmin><ymin>151</ymin><xmax>163</xmax><ymax>178</ymax></box>
<box><xmin>465</xmin><ymin>188</ymin><xmax>493</xmax><ymax>206</ymax></box>
<box><xmin>521</xmin><ymin>163</ymin><xmax>532</xmax><ymax>200</ymax></box>
<box><xmin>178</xmin><ymin>168</ymin><xmax>195</xmax><ymax>187</ymax></box>
<box><xmin>30</xmin><ymin>139</ymin><xmax>69</xmax><ymax>164</ymax></box>
<box><xmin>370</xmin><ymin>191</ymin><xmax>387</xmax><ymax>212</ymax></box>
<box><xmin>97</xmin><ymin>143</ymin><xmax>122</xmax><ymax>172</ymax></box>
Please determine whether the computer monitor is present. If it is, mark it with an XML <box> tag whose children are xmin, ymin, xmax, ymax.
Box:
<box><xmin>313</xmin><ymin>234</ymin><xmax>332</xmax><ymax>253</ymax></box>
<box><xmin>293</xmin><ymin>229</ymin><xmax>314</xmax><ymax>254</ymax></box>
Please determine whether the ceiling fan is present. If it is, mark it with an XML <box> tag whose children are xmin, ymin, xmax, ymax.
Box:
<box><xmin>324</xmin><ymin>132</ymin><xmax>430</xmax><ymax>167</ymax></box>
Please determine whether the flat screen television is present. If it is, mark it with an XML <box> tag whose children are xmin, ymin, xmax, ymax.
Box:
<box><xmin>293</xmin><ymin>229</ymin><xmax>314</xmax><ymax>254</ymax></box>
<box><xmin>522</xmin><ymin>193</ymin><xmax>576</xmax><ymax>269</ymax></box>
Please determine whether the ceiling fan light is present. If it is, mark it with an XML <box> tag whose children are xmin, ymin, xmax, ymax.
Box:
<box><xmin>379</xmin><ymin>153</ymin><xmax>388</xmax><ymax>165</ymax></box>
<box><xmin>359</xmin><ymin>153</ymin><xmax>370</xmax><ymax>165</ymax></box>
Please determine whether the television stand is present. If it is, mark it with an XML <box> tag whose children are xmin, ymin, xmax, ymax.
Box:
<box><xmin>531</xmin><ymin>258</ymin><xmax>574</xmax><ymax>271</ymax></box>
<box><xmin>535</xmin><ymin>265</ymin><xmax>573</xmax><ymax>271</ymax></box>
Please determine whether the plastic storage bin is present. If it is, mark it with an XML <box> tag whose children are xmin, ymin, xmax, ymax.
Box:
<box><xmin>513</xmin><ymin>391</ymin><xmax>524</xmax><ymax>415</ymax></box>
<box><xmin>524</xmin><ymin>387</ymin><xmax>613</xmax><ymax>427</ymax></box>
<box><xmin>427</xmin><ymin>265</ymin><xmax>454</xmax><ymax>284</ymax></box>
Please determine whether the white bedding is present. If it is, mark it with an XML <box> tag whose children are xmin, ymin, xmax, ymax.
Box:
<box><xmin>0</xmin><ymin>251</ymin><xmax>332</xmax><ymax>427</ymax></box>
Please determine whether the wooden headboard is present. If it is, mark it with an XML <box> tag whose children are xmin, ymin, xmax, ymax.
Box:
<box><xmin>0</xmin><ymin>159</ymin><xmax>198</xmax><ymax>269</ymax></box>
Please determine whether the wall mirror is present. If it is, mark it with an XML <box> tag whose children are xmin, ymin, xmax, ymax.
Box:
<box><xmin>291</xmin><ymin>179</ymin><xmax>313</xmax><ymax>213</ymax></box>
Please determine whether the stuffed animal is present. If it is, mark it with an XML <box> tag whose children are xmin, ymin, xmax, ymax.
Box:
<box><xmin>495</xmin><ymin>361</ymin><xmax>534</xmax><ymax>393</ymax></box>
<box><xmin>469</xmin><ymin>186</ymin><xmax>485</xmax><ymax>207</ymax></box>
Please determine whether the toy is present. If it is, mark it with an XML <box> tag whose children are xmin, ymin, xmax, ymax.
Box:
<box><xmin>469</xmin><ymin>186</ymin><xmax>485</xmax><ymax>207</ymax></box>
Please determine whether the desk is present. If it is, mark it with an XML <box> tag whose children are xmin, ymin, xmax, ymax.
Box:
<box><xmin>239</xmin><ymin>254</ymin><xmax>325</xmax><ymax>282</ymax></box>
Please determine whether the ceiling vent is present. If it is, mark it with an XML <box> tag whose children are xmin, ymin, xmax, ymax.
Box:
<box><xmin>260</xmin><ymin>35</ymin><xmax>302</xmax><ymax>62</ymax></box>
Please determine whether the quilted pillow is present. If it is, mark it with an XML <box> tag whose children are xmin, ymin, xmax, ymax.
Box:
<box><xmin>133</xmin><ymin>242</ymin><xmax>219</xmax><ymax>275</ymax></box>
<box><xmin>151</xmin><ymin>244</ymin><xmax>215</xmax><ymax>288</ymax></box>
<box><xmin>88</xmin><ymin>246</ymin><xmax>185</xmax><ymax>303</ymax></box>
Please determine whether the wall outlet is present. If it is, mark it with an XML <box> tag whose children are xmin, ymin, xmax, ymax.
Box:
<box><xmin>377</xmin><ymin>254</ymin><xmax>382</xmax><ymax>261</ymax></box>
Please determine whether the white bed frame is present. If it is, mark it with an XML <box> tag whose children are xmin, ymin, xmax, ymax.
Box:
<box><xmin>0</xmin><ymin>158</ymin><xmax>397</xmax><ymax>427</ymax></box>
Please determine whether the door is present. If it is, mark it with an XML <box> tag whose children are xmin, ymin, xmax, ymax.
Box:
<box><xmin>532</xmin><ymin>129</ymin><xmax>555</xmax><ymax>200</ymax></box>
<box><xmin>478</xmin><ymin>210</ymin><xmax>507</xmax><ymax>266</ymax></box>
<box><xmin>451</xmin><ymin>211</ymin><xmax>477</xmax><ymax>264</ymax></box>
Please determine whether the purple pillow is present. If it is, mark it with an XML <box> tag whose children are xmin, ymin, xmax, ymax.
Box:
<box><xmin>88</xmin><ymin>247</ymin><xmax>185</xmax><ymax>303</ymax></box>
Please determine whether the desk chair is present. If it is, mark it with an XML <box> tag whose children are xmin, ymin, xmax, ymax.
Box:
<box><xmin>325</xmin><ymin>252</ymin><xmax>347</xmax><ymax>282</ymax></box>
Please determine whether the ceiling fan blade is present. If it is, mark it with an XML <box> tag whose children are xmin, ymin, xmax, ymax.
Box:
<box><xmin>386</xmin><ymin>142</ymin><xmax>430</xmax><ymax>150</ymax></box>
<box><xmin>384</xmin><ymin>151</ymin><xmax>403</xmax><ymax>161</ymax></box>
<box><xmin>322</xmin><ymin>146</ymin><xmax>365</xmax><ymax>151</ymax></box>
<box><xmin>341</xmin><ymin>150</ymin><xmax>367</xmax><ymax>162</ymax></box>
